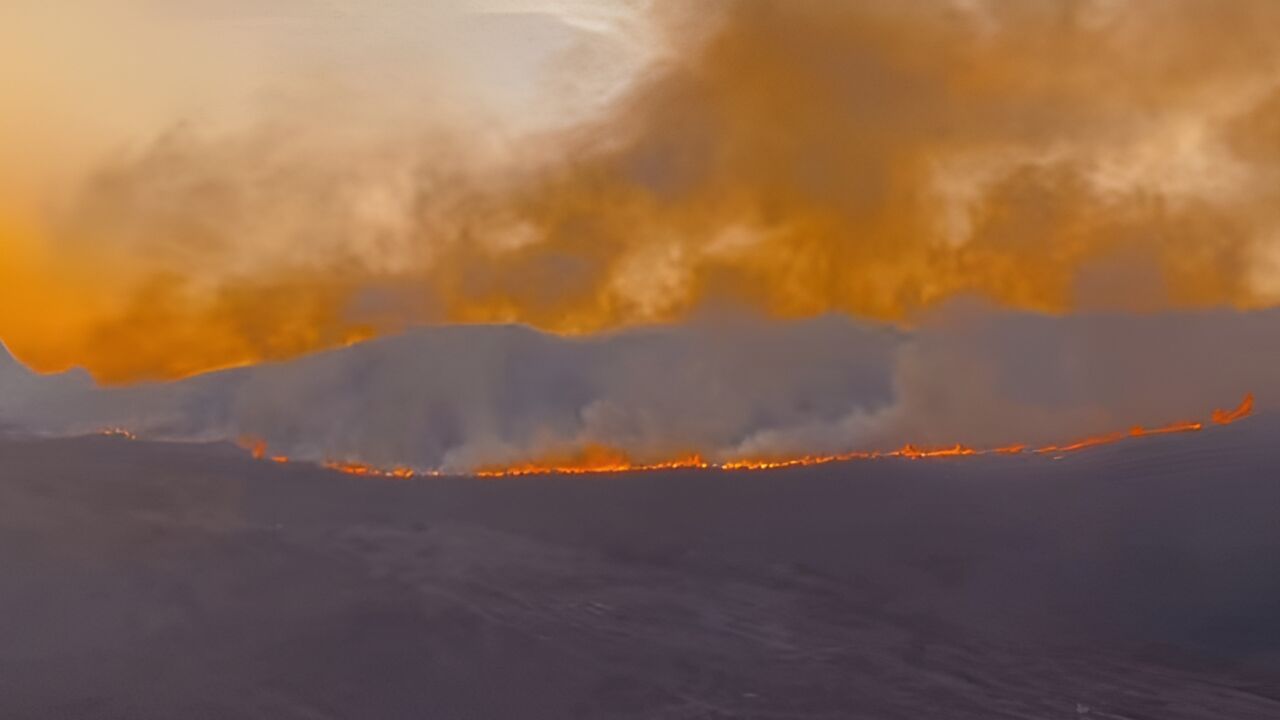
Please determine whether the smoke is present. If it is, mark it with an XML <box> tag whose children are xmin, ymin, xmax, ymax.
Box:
<box><xmin>0</xmin><ymin>0</ymin><xmax>659</xmax><ymax>379</ymax></box>
<box><xmin>2</xmin><ymin>307</ymin><xmax>1275</xmax><ymax>472</ymax></box>
<box><xmin>0</xmin><ymin>314</ymin><xmax>900</xmax><ymax>468</ymax></box>
<box><xmin>731</xmin><ymin>303</ymin><xmax>1280</xmax><ymax>459</ymax></box>
<box><xmin>4</xmin><ymin>1</ymin><xmax>1280</xmax><ymax>382</ymax></box>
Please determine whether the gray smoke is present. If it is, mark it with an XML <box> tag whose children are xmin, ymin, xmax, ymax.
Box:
<box><xmin>2</xmin><ymin>306</ymin><xmax>1275</xmax><ymax>471</ymax></box>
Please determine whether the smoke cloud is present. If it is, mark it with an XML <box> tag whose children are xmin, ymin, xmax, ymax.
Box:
<box><xmin>4</xmin><ymin>1</ymin><xmax>1280</xmax><ymax>382</ymax></box>
<box><xmin>2</xmin><ymin>307</ymin><xmax>1274</xmax><ymax>472</ymax></box>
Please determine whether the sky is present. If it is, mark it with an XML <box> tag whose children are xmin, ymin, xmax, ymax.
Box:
<box><xmin>1</xmin><ymin>1</ymin><xmax>1278</xmax><ymax>471</ymax></box>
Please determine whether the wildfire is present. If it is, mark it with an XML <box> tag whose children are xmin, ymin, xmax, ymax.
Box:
<box><xmin>228</xmin><ymin>393</ymin><xmax>1256</xmax><ymax>479</ymax></box>
<box><xmin>238</xmin><ymin>436</ymin><xmax>269</xmax><ymax>460</ymax></box>
<box><xmin>323</xmin><ymin>460</ymin><xmax>420</xmax><ymax>480</ymax></box>
<box><xmin>1034</xmin><ymin>431</ymin><xmax>1130</xmax><ymax>455</ymax></box>
<box><xmin>1131</xmin><ymin>420</ymin><xmax>1205</xmax><ymax>436</ymax></box>
<box><xmin>1213</xmin><ymin>393</ymin><xmax>1254</xmax><ymax>425</ymax></box>
<box><xmin>474</xmin><ymin>446</ymin><xmax>709</xmax><ymax>478</ymax></box>
<box><xmin>97</xmin><ymin>427</ymin><xmax>136</xmax><ymax>440</ymax></box>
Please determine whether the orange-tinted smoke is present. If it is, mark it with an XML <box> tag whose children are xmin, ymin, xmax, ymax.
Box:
<box><xmin>7</xmin><ymin>1</ymin><xmax>1280</xmax><ymax>382</ymax></box>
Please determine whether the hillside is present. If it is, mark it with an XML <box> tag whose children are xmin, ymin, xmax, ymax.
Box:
<box><xmin>2</xmin><ymin>417</ymin><xmax>1278</xmax><ymax>718</ymax></box>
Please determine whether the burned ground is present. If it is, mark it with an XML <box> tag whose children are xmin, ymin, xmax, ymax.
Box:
<box><xmin>2</xmin><ymin>418</ymin><xmax>1279</xmax><ymax>718</ymax></box>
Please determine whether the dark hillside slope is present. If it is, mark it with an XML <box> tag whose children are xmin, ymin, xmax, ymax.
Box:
<box><xmin>1</xmin><ymin>418</ymin><xmax>1278</xmax><ymax>718</ymax></box>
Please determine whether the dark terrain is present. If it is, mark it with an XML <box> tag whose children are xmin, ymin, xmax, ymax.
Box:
<box><xmin>2</xmin><ymin>418</ymin><xmax>1279</xmax><ymax>719</ymax></box>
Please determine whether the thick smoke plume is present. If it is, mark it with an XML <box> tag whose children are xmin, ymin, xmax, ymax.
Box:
<box><xmin>4</xmin><ymin>1</ymin><xmax>1280</xmax><ymax>382</ymax></box>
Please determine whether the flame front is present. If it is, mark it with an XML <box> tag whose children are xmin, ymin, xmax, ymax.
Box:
<box><xmin>97</xmin><ymin>427</ymin><xmax>137</xmax><ymax>440</ymax></box>
<box><xmin>323</xmin><ymin>461</ymin><xmax>418</xmax><ymax>479</ymax></box>
<box><xmin>474</xmin><ymin>445</ymin><xmax>709</xmax><ymax>478</ymax></box>
<box><xmin>238</xmin><ymin>436</ymin><xmax>269</xmax><ymax>461</ymax></box>
<box><xmin>1212</xmin><ymin>393</ymin><xmax>1254</xmax><ymax>425</ymax></box>
<box><xmin>231</xmin><ymin>394</ymin><xmax>1256</xmax><ymax>480</ymax></box>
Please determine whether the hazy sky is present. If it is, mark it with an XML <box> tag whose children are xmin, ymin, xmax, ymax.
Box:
<box><xmin>0</xmin><ymin>1</ymin><xmax>655</xmax><ymax>180</ymax></box>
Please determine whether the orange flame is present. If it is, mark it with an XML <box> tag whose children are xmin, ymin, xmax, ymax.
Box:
<box><xmin>1130</xmin><ymin>420</ymin><xmax>1204</xmax><ymax>436</ymax></box>
<box><xmin>473</xmin><ymin>445</ymin><xmax>708</xmax><ymax>478</ymax></box>
<box><xmin>237</xmin><ymin>435</ymin><xmax>268</xmax><ymax>460</ymax></box>
<box><xmin>232</xmin><ymin>394</ymin><xmax>1254</xmax><ymax>479</ymax></box>
<box><xmin>236</xmin><ymin>435</ymin><xmax>291</xmax><ymax>464</ymax></box>
<box><xmin>322</xmin><ymin>460</ymin><xmax>419</xmax><ymax>480</ymax></box>
<box><xmin>97</xmin><ymin>427</ymin><xmax>137</xmax><ymax>440</ymax></box>
<box><xmin>1034</xmin><ymin>430</ymin><xmax>1130</xmax><ymax>455</ymax></box>
<box><xmin>1212</xmin><ymin>393</ymin><xmax>1254</xmax><ymax>425</ymax></box>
